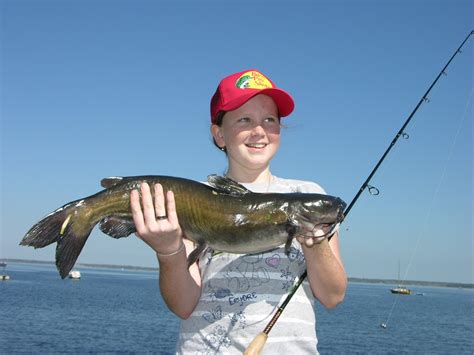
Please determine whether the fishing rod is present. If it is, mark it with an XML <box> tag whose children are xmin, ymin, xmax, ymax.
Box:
<box><xmin>244</xmin><ymin>30</ymin><xmax>473</xmax><ymax>355</ymax></box>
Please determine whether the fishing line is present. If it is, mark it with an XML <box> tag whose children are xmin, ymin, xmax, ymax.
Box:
<box><xmin>403</xmin><ymin>87</ymin><xmax>473</xmax><ymax>283</ymax></box>
<box><xmin>381</xmin><ymin>88</ymin><xmax>473</xmax><ymax>329</ymax></box>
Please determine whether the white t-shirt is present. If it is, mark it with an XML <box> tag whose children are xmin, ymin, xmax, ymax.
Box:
<box><xmin>175</xmin><ymin>176</ymin><xmax>326</xmax><ymax>354</ymax></box>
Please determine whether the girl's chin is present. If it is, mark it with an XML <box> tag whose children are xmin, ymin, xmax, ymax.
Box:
<box><xmin>244</xmin><ymin>154</ymin><xmax>274</xmax><ymax>166</ymax></box>
<box><xmin>229</xmin><ymin>146</ymin><xmax>277</xmax><ymax>166</ymax></box>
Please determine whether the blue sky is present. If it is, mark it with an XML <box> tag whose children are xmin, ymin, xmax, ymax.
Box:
<box><xmin>1</xmin><ymin>0</ymin><xmax>472</xmax><ymax>283</ymax></box>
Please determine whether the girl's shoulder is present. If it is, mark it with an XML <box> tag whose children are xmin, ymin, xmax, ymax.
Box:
<box><xmin>271</xmin><ymin>176</ymin><xmax>326</xmax><ymax>194</ymax></box>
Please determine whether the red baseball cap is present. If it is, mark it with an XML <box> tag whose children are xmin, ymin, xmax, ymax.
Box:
<box><xmin>210</xmin><ymin>69</ymin><xmax>295</xmax><ymax>124</ymax></box>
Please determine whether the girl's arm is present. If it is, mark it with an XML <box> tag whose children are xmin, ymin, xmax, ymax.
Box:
<box><xmin>130</xmin><ymin>183</ymin><xmax>202</xmax><ymax>319</ymax></box>
<box><xmin>298</xmin><ymin>232</ymin><xmax>347</xmax><ymax>309</ymax></box>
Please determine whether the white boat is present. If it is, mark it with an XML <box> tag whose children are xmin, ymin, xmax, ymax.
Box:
<box><xmin>0</xmin><ymin>261</ymin><xmax>9</xmax><ymax>281</ymax></box>
<box><xmin>68</xmin><ymin>270</ymin><xmax>81</xmax><ymax>279</ymax></box>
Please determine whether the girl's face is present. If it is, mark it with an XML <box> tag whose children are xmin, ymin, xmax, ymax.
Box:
<box><xmin>211</xmin><ymin>94</ymin><xmax>281</xmax><ymax>173</ymax></box>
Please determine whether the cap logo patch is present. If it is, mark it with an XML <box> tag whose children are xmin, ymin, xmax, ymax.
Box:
<box><xmin>235</xmin><ymin>71</ymin><xmax>273</xmax><ymax>90</ymax></box>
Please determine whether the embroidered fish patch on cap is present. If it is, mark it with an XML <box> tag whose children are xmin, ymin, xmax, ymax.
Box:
<box><xmin>235</xmin><ymin>71</ymin><xmax>273</xmax><ymax>90</ymax></box>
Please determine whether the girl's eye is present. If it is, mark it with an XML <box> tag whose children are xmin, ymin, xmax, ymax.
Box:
<box><xmin>237</xmin><ymin>117</ymin><xmax>250</xmax><ymax>123</ymax></box>
<box><xmin>264</xmin><ymin>117</ymin><xmax>280</xmax><ymax>126</ymax></box>
<box><xmin>265</xmin><ymin>117</ymin><xmax>277</xmax><ymax>123</ymax></box>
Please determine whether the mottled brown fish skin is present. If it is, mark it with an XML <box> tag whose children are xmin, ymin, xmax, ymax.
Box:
<box><xmin>20</xmin><ymin>175</ymin><xmax>346</xmax><ymax>278</ymax></box>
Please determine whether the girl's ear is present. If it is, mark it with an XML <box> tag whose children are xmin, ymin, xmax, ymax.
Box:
<box><xmin>211</xmin><ymin>124</ymin><xmax>225</xmax><ymax>149</ymax></box>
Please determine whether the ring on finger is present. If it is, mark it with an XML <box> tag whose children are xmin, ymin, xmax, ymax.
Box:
<box><xmin>156</xmin><ymin>215</ymin><xmax>167</xmax><ymax>220</ymax></box>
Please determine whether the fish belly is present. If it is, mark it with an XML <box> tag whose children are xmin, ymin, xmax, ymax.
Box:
<box><xmin>187</xmin><ymin>224</ymin><xmax>289</xmax><ymax>254</ymax></box>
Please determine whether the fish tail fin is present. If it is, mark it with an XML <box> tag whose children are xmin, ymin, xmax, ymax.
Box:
<box><xmin>20</xmin><ymin>206</ymin><xmax>73</xmax><ymax>248</ymax></box>
<box><xmin>55</xmin><ymin>220</ymin><xmax>94</xmax><ymax>279</ymax></box>
<box><xmin>20</xmin><ymin>202</ymin><xmax>95</xmax><ymax>278</ymax></box>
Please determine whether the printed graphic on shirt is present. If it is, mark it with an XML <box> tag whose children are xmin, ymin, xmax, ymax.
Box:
<box><xmin>202</xmin><ymin>305</ymin><xmax>223</xmax><ymax>324</ymax></box>
<box><xmin>228</xmin><ymin>291</ymin><xmax>258</xmax><ymax>307</ymax></box>
<box><xmin>265</xmin><ymin>253</ymin><xmax>281</xmax><ymax>268</ymax></box>
<box><xmin>280</xmin><ymin>265</ymin><xmax>296</xmax><ymax>291</ymax></box>
<box><xmin>223</xmin><ymin>254</ymin><xmax>270</xmax><ymax>292</ymax></box>
<box><xmin>288</xmin><ymin>246</ymin><xmax>305</xmax><ymax>265</ymax></box>
<box><xmin>208</xmin><ymin>287</ymin><xmax>233</xmax><ymax>301</ymax></box>
<box><xmin>228</xmin><ymin>310</ymin><xmax>247</xmax><ymax>329</ymax></box>
<box><xmin>199</xmin><ymin>325</ymin><xmax>231</xmax><ymax>355</ymax></box>
<box><xmin>198</xmin><ymin>311</ymin><xmax>247</xmax><ymax>354</ymax></box>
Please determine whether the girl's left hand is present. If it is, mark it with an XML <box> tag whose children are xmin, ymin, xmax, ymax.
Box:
<box><xmin>296</xmin><ymin>223</ymin><xmax>334</xmax><ymax>248</ymax></box>
<box><xmin>296</xmin><ymin>235</ymin><xmax>326</xmax><ymax>248</ymax></box>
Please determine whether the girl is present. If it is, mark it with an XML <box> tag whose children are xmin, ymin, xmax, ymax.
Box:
<box><xmin>130</xmin><ymin>69</ymin><xmax>346</xmax><ymax>354</ymax></box>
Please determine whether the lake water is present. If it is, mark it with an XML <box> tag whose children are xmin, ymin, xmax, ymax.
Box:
<box><xmin>1</xmin><ymin>262</ymin><xmax>472</xmax><ymax>354</ymax></box>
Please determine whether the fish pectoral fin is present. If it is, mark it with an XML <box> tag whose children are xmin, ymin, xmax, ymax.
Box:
<box><xmin>186</xmin><ymin>242</ymin><xmax>208</xmax><ymax>268</ymax></box>
<box><xmin>284</xmin><ymin>223</ymin><xmax>298</xmax><ymax>255</ymax></box>
<box><xmin>207</xmin><ymin>175</ymin><xmax>251</xmax><ymax>196</ymax></box>
<box><xmin>99</xmin><ymin>216</ymin><xmax>136</xmax><ymax>239</ymax></box>
<box><xmin>100</xmin><ymin>177</ymin><xmax>124</xmax><ymax>188</ymax></box>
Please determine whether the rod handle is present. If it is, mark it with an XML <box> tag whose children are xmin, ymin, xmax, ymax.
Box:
<box><xmin>244</xmin><ymin>332</ymin><xmax>268</xmax><ymax>355</ymax></box>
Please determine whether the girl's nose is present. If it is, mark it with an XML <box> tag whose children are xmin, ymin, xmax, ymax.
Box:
<box><xmin>251</xmin><ymin>123</ymin><xmax>266</xmax><ymax>136</ymax></box>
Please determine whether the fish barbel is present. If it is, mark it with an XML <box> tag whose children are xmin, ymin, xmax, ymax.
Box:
<box><xmin>20</xmin><ymin>175</ymin><xmax>346</xmax><ymax>278</ymax></box>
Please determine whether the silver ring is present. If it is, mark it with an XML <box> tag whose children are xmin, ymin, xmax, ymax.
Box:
<box><xmin>156</xmin><ymin>215</ymin><xmax>167</xmax><ymax>220</ymax></box>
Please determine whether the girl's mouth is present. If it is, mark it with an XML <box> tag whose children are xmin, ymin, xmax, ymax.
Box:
<box><xmin>245</xmin><ymin>143</ymin><xmax>267</xmax><ymax>149</ymax></box>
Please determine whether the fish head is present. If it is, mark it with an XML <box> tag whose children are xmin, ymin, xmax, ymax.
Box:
<box><xmin>290</xmin><ymin>194</ymin><xmax>346</xmax><ymax>239</ymax></box>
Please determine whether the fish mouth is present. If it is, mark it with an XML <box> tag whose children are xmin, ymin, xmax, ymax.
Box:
<box><xmin>297</xmin><ymin>199</ymin><xmax>347</xmax><ymax>240</ymax></box>
<box><xmin>337</xmin><ymin>201</ymin><xmax>346</xmax><ymax>223</ymax></box>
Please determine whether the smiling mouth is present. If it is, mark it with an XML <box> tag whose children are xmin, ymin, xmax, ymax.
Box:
<box><xmin>245</xmin><ymin>143</ymin><xmax>267</xmax><ymax>149</ymax></box>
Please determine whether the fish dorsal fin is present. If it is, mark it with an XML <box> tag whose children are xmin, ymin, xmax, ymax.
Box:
<box><xmin>207</xmin><ymin>175</ymin><xmax>251</xmax><ymax>196</ymax></box>
<box><xmin>100</xmin><ymin>177</ymin><xmax>124</xmax><ymax>189</ymax></box>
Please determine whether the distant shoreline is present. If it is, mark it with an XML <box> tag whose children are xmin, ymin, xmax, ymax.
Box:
<box><xmin>4</xmin><ymin>258</ymin><xmax>473</xmax><ymax>289</ymax></box>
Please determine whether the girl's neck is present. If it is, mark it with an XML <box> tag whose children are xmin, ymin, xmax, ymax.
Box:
<box><xmin>225</xmin><ymin>167</ymin><xmax>272</xmax><ymax>184</ymax></box>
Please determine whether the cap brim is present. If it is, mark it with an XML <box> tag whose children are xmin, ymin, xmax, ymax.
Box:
<box><xmin>259</xmin><ymin>88</ymin><xmax>294</xmax><ymax>117</ymax></box>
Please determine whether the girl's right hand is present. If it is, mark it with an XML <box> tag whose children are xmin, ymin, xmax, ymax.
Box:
<box><xmin>130</xmin><ymin>182</ymin><xmax>184</xmax><ymax>256</ymax></box>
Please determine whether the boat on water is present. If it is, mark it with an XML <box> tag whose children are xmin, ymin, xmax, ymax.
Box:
<box><xmin>391</xmin><ymin>286</ymin><xmax>411</xmax><ymax>295</ymax></box>
<box><xmin>0</xmin><ymin>261</ymin><xmax>10</xmax><ymax>281</ymax></box>
<box><xmin>390</xmin><ymin>259</ymin><xmax>411</xmax><ymax>295</ymax></box>
<box><xmin>68</xmin><ymin>270</ymin><xmax>81</xmax><ymax>279</ymax></box>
